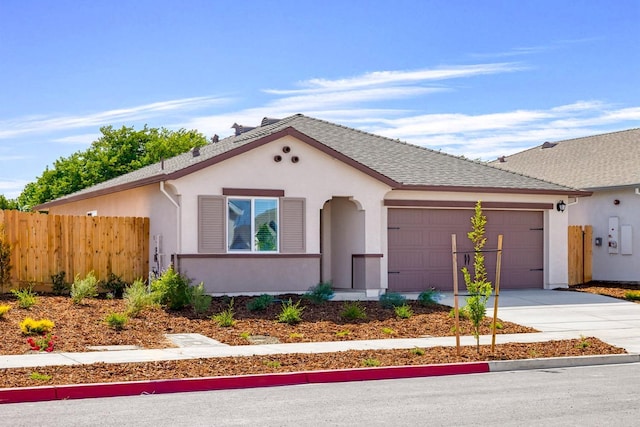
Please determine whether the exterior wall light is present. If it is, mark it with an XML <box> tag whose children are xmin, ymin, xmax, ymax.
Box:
<box><xmin>556</xmin><ymin>200</ymin><xmax>566</xmax><ymax>212</ymax></box>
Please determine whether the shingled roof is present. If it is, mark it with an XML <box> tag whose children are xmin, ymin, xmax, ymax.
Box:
<box><xmin>491</xmin><ymin>128</ymin><xmax>640</xmax><ymax>190</ymax></box>
<box><xmin>36</xmin><ymin>114</ymin><xmax>582</xmax><ymax>209</ymax></box>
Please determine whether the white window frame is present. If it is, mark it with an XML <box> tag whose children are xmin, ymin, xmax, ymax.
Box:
<box><xmin>227</xmin><ymin>197</ymin><xmax>279</xmax><ymax>253</ymax></box>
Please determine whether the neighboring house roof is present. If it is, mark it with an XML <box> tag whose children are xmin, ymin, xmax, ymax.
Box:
<box><xmin>36</xmin><ymin>114</ymin><xmax>583</xmax><ymax>209</ymax></box>
<box><xmin>490</xmin><ymin>128</ymin><xmax>640</xmax><ymax>190</ymax></box>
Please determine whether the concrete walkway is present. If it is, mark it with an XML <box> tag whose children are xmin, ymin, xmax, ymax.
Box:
<box><xmin>1</xmin><ymin>289</ymin><xmax>639</xmax><ymax>370</ymax></box>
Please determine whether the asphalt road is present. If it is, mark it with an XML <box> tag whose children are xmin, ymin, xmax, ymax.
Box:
<box><xmin>4</xmin><ymin>363</ymin><xmax>640</xmax><ymax>426</ymax></box>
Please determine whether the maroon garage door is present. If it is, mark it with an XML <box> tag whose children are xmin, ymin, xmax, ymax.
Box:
<box><xmin>388</xmin><ymin>209</ymin><xmax>543</xmax><ymax>292</ymax></box>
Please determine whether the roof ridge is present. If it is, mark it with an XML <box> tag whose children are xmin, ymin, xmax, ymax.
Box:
<box><xmin>550</xmin><ymin>127</ymin><xmax>640</xmax><ymax>145</ymax></box>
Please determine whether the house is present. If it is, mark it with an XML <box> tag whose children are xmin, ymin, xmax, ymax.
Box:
<box><xmin>491</xmin><ymin>128</ymin><xmax>640</xmax><ymax>283</ymax></box>
<box><xmin>35</xmin><ymin>114</ymin><xmax>586</xmax><ymax>295</ymax></box>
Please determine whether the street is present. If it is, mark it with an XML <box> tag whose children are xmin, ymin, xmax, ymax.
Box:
<box><xmin>3</xmin><ymin>363</ymin><xmax>640</xmax><ymax>426</ymax></box>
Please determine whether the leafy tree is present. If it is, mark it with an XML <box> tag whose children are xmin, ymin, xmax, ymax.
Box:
<box><xmin>0</xmin><ymin>195</ymin><xmax>18</xmax><ymax>210</ymax></box>
<box><xmin>461</xmin><ymin>201</ymin><xmax>493</xmax><ymax>353</ymax></box>
<box><xmin>17</xmin><ymin>125</ymin><xmax>207</xmax><ymax>209</ymax></box>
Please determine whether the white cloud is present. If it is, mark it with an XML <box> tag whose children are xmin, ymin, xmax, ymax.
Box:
<box><xmin>52</xmin><ymin>133</ymin><xmax>101</xmax><ymax>145</ymax></box>
<box><xmin>0</xmin><ymin>179</ymin><xmax>30</xmax><ymax>198</ymax></box>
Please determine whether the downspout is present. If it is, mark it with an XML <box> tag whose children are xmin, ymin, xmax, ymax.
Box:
<box><xmin>160</xmin><ymin>181</ymin><xmax>181</xmax><ymax>269</ymax></box>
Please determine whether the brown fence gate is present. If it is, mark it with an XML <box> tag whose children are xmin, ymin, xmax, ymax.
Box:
<box><xmin>0</xmin><ymin>210</ymin><xmax>149</xmax><ymax>289</ymax></box>
<box><xmin>568</xmin><ymin>225</ymin><xmax>592</xmax><ymax>286</ymax></box>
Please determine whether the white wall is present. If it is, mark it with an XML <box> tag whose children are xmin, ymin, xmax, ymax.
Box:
<box><xmin>568</xmin><ymin>187</ymin><xmax>640</xmax><ymax>282</ymax></box>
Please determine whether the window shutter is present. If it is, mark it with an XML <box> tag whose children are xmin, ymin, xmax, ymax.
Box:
<box><xmin>198</xmin><ymin>196</ymin><xmax>225</xmax><ymax>253</ymax></box>
<box><xmin>280</xmin><ymin>198</ymin><xmax>305</xmax><ymax>253</ymax></box>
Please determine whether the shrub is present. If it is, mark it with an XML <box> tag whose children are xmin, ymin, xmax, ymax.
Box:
<box><xmin>418</xmin><ymin>288</ymin><xmax>441</xmax><ymax>306</ymax></box>
<box><xmin>51</xmin><ymin>271</ymin><xmax>68</xmax><ymax>296</ymax></box>
<box><xmin>212</xmin><ymin>298</ymin><xmax>236</xmax><ymax>327</ymax></box>
<box><xmin>190</xmin><ymin>282</ymin><xmax>212</xmax><ymax>315</ymax></box>
<box><xmin>20</xmin><ymin>317</ymin><xmax>54</xmax><ymax>335</ymax></box>
<box><xmin>151</xmin><ymin>267</ymin><xmax>191</xmax><ymax>310</ymax></box>
<box><xmin>104</xmin><ymin>312</ymin><xmax>128</xmax><ymax>330</ymax></box>
<box><xmin>449</xmin><ymin>305</ymin><xmax>471</xmax><ymax>320</ymax></box>
<box><xmin>0</xmin><ymin>304</ymin><xmax>10</xmax><ymax>318</ymax></box>
<box><xmin>394</xmin><ymin>303</ymin><xmax>414</xmax><ymax>319</ymax></box>
<box><xmin>99</xmin><ymin>273</ymin><xmax>128</xmax><ymax>298</ymax></box>
<box><xmin>379</xmin><ymin>292</ymin><xmax>406</xmax><ymax>309</ymax></box>
<box><xmin>11</xmin><ymin>286</ymin><xmax>38</xmax><ymax>309</ymax></box>
<box><xmin>70</xmin><ymin>271</ymin><xmax>98</xmax><ymax>304</ymax></box>
<box><xmin>362</xmin><ymin>358</ymin><xmax>381</xmax><ymax>367</ymax></box>
<box><xmin>0</xmin><ymin>224</ymin><xmax>12</xmax><ymax>294</ymax></box>
<box><xmin>624</xmin><ymin>290</ymin><xmax>640</xmax><ymax>301</ymax></box>
<box><xmin>340</xmin><ymin>301</ymin><xmax>367</xmax><ymax>321</ymax></box>
<box><xmin>246</xmin><ymin>294</ymin><xmax>274</xmax><ymax>312</ymax></box>
<box><xmin>304</xmin><ymin>281</ymin><xmax>334</xmax><ymax>304</ymax></box>
<box><xmin>124</xmin><ymin>279</ymin><xmax>156</xmax><ymax>317</ymax></box>
<box><xmin>277</xmin><ymin>298</ymin><xmax>304</xmax><ymax>325</ymax></box>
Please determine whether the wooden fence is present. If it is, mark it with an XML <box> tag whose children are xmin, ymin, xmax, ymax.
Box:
<box><xmin>568</xmin><ymin>225</ymin><xmax>592</xmax><ymax>286</ymax></box>
<box><xmin>0</xmin><ymin>210</ymin><xmax>149</xmax><ymax>289</ymax></box>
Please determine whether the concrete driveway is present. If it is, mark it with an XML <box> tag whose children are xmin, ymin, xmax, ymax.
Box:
<box><xmin>440</xmin><ymin>289</ymin><xmax>640</xmax><ymax>353</ymax></box>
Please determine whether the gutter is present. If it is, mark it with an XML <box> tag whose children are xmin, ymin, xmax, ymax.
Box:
<box><xmin>160</xmin><ymin>181</ymin><xmax>181</xmax><ymax>254</ymax></box>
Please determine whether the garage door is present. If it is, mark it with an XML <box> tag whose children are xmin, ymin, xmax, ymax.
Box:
<box><xmin>388</xmin><ymin>209</ymin><xmax>543</xmax><ymax>292</ymax></box>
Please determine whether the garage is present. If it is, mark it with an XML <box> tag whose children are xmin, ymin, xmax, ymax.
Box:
<box><xmin>387</xmin><ymin>208</ymin><xmax>543</xmax><ymax>292</ymax></box>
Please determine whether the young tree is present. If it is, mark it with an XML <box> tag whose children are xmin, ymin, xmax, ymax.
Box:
<box><xmin>461</xmin><ymin>201</ymin><xmax>493</xmax><ymax>353</ymax></box>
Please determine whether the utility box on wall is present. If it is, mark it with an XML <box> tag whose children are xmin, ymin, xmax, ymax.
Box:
<box><xmin>608</xmin><ymin>216</ymin><xmax>619</xmax><ymax>254</ymax></box>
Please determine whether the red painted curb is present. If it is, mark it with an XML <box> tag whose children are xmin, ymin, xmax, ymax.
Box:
<box><xmin>0</xmin><ymin>362</ymin><xmax>490</xmax><ymax>404</ymax></box>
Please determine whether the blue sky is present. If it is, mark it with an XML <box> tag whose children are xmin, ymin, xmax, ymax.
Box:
<box><xmin>1</xmin><ymin>0</ymin><xmax>639</xmax><ymax>198</ymax></box>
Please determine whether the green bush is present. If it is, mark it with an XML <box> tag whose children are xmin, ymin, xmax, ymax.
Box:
<box><xmin>51</xmin><ymin>271</ymin><xmax>68</xmax><ymax>296</ymax></box>
<box><xmin>379</xmin><ymin>292</ymin><xmax>406</xmax><ymax>309</ymax></box>
<box><xmin>624</xmin><ymin>290</ymin><xmax>640</xmax><ymax>301</ymax></box>
<box><xmin>303</xmin><ymin>281</ymin><xmax>334</xmax><ymax>304</ymax></box>
<box><xmin>277</xmin><ymin>298</ymin><xmax>304</xmax><ymax>325</ymax></box>
<box><xmin>104</xmin><ymin>312</ymin><xmax>128</xmax><ymax>330</ymax></box>
<box><xmin>340</xmin><ymin>301</ymin><xmax>367</xmax><ymax>321</ymax></box>
<box><xmin>212</xmin><ymin>298</ymin><xmax>235</xmax><ymax>327</ymax></box>
<box><xmin>418</xmin><ymin>288</ymin><xmax>441</xmax><ymax>306</ymax></box>
<box><xmin>190</xmin><ymin>282</ymin><xmax>212</xmax><ymax>315</ymax></box>
<box><xmin>70</xmin><ymin>271</ymin><xmax>98</xmax><ymax>304</ymax></box>
<box><xmin>99</xmin><ymin>273</ymin><xmax>128</xmax><ymax>298</ymax></box>
<box><xmin>394</xmin><ymin>303</ymin><xmax>414</xmax><ymax>319</ymax></box>
<box><xmin>151</xmin><ymin>266</ymin><xmax>191</xmax><ymax>310</ymax></box>
<box><xmin>246</xmin><ymin>294</ymin><xmax>274</xmax><ymax>311</ymax></box>
<box><xmin>124</xmin><ymin>279</ymin><xmax>156</xmax><ymax>317</ymax></box>
<box><xmin>11</xmin><ymin>286</ymin><xmax>38</xmax><ymax>309</ymax></box>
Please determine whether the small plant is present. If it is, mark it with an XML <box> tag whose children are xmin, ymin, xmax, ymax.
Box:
<box><xmin>494</xmin><ymin>321</ymin><xmax>503</xmax><ymax>330</ymax></box>
<box><xmin>336</xmin><ymin>329</ymin><xmax>351</xmax><ymax>337</ymax></box>
<box><xmin>189</xmin><ymin>282</ymin><xmax>212</xmax><ymax>315</ymax></box>
<box><xmin>30</xmin><ymin>371</ymin><xmax>52</xmax><ymax>381</ymax></box>
<box><xmin>394</xmin><ymin>303</ymin><xmax>414</xmax><ymax>319</ymax></box>
<box><xmin>20</xmin><ymin>317</ymin><xmax>54</xmax><ymax>335</ymax></box>
<box><xmin>151</xmin><ymin>266</ymin><xmax>192</xmax><ymax>310</ymax></box>
<box><xmin>379</xmin><ymin>292</ymin><xmax>406</xmax><ymax>309</ymax></box>
<box><xmin>362</xmin><ymin>358</ymin><xmax>381</xmax><ymax>367</ymax></box>
<box><xmin>576</xmin><ymin>335</ymin><xmax>591</xmax><ymax>349</ymax></box>
<box><xmin>124</xmin><ymin>279</ymin><xmax>156</xmax><ymax>317</ymax></box>
<box><xmin>418</xmin><ymin>288</ymin><xmax>441</xmax><ymax>306</ymax></box>
<box><xmin>381</xmin><ymin>327</ymin><xmax>395</xmax><ymax>335</ymax></box>
<box><xmin>0</xmin><ymin>304</ymin><xmax>10</xmax><ymax>319</ymax></box>
<box><xmin>411</xmin><ymin>347</ymin><xmax>426</xmax><ymax>356</ymax></box>
<box><xmin>340</xmin><ymin>301</ymin><xmax>367</xmax><ymax>321</ymax></box>
<box><xmin>27</xmin><ymin>333</ymin><xmax>57</xmax><ymax>352</ymax></box>
<box><xmin>303</xmin><ymin>281</ymin><xmax>334</xmax><ymax>304</ymax></box>
<box><xmin>70</xmin><ymin>271</ymin><xmax>98</xmax><ymax>304</ymax></box>
<box><xmin>51</xmin><ymin>271</ymin><xmax>68</xmax><ymax>296</ymax></box>
<box><xmin>99</xmin><ymin>273</ymin><xmax>128</xmax><ymax>298</ymax></box>
<box><xmin>449</xmin><ymin>305</ymin><xmax>471</xmax><ymax>320</ymax></box>
<box><xmin>264</xmin><ymin>360</ymin><xmax>281</xmax><ymax>368</ymax></box>
<box><xmin>289</xmin><ymin>332</ymin><xmax>304</xmax><ymax>339</ymax></box>
<box><xmin>277</xmin><ymin>298</ymin><xmax>304</xmax><ymax>325</ymax></box>
<box><xmin>239</xmin><ymin>331</ymin><xmax>251</xmax><ymax>340</ymax></box>
<box><xmin>212</xmin><ymin>298</ymin><xmax>236</xmax><ymax>327</ymax></box>
<box><xmin>246</xmin><ymin>294</ymin><xmax>274</xmax><ymax>312</ymax></box>
<box><xmin>624</xmin><ymin>290</ymin><xmax>640</xmax><ymax>301</ymax></box>
<box><xmin>11</xmin><ymin>286</ymin><xmax>38</xmax><ymax>309</ymax></box>
<box><xmin>104</xmin><ymin>312</ymin><xmax>128</xmax><ymax>331</ymax></box>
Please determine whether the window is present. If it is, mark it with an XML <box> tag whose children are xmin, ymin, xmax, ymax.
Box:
<box><xmin>227</xmin><ymin>198</ymin><xmax>278</xmax><ymax>252</ymax></box>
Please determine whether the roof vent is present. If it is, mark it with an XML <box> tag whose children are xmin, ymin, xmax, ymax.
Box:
<box><xmin>261</xmin><ymin>117</ymin><xmax>281</xmax><ymax>126</ymax></box>
<box><xmin>232</xmin><ymin>123</ymin><xmax>256</xmax><ymax>136</ymax></box>
<box><xmin>541</xmin><ymin>141</ymin><xmax>558</xmax><ymax>149</ymax></box>
<box><xmin>498</xmin><ymin>156</ymin><xmax>506</xmax><ymax>163</ymax></box>
<box><xmin>192</xmin><ymin>147</ymin><xmax>200</xmax><ymax>157</ymax></box>
<box><xmin>211</xmin><ymin>134</ymin><xmax>219</xmax><ymax>143</ymax></box>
